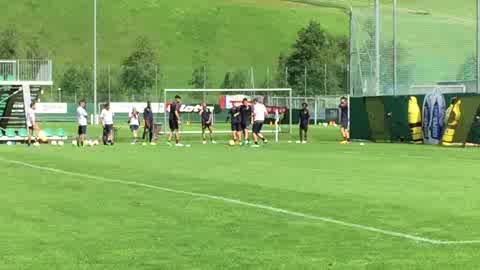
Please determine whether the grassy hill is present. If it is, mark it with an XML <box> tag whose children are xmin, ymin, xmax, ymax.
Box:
<box><xmin>1</xmin><ymin>0</ymin><xmax>475</xmax><ymax>93</ymax></box>
<box><xmin>0</xmin><ymin>0</ymin><xmax>349</xmax><ymax>89</ymax></box>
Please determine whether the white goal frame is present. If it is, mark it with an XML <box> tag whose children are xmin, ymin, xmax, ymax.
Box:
<box><xmin>164</xmin><ymin>88</ymin><xmax>293</xmax><ymax>137</ymax></box>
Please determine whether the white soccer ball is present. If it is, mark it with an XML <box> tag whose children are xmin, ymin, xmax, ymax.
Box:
<box><xmin>33</xmin><ymin>142</ymin><xmax>40</xmax><ymax>147</ymax></box>
<box><xmin>72</xmin><ymin>140</ymin><xmax>77</xmax><ymax>146</ymax></box>
<box><xmin>6</xmin><ymin>141</ymin><xmax>13</xmax><ymax>146</ymax></box>
<box><xmin>93</xmin><ymin>140</ymin><xmax>99</xmax><ymax>146</ymax></box>
<box><xmin>185</xmin><ymin>144</ymin><xmax>191</xmax><ymax>148</ymax></box>
<box><xmin>288</xmin><ymin>141</ymin><xmax>292</xmax><ymax>143</ymax></box>
<box><xmin>322</xmin><ymin>123</ymin><xmax>328</xmax><ymax>127</ymax></box>
<box><xmin>229</xmin><ymin>140</ymin><xmax>235</xmax><ymax>146</ymax></box>
<box><xmin>51</xmin><ymin>141</ymin><xmax>58</xmax><ymax>146</ymax></box>
<box><xmin>360</xmin><ymin>142</ymin><xmax>365</xmax><ymax>146</ymax></box>
<box><xmin>58</xmin><ymin>141</ymin><xmax>64</xmax><ymax>146</ymax></box>
<box><xmin>296</xmin><ymin>141</ymin><xmax>301</xmax><ymax>144</ymax></box>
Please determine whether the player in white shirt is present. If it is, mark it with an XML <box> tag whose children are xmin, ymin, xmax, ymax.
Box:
<box><xmin>26</xmin><ymin>101</ymin><xmax>40</xmax><ymax>146</ymax></box>
<box><xmin>252</xmin><ymin>98</ymin><xmax>268</xmax><ymax>147</ymax></box>
<box><xmin>100</xmin><ymin>102</ymin><xmax>115</xmax><ymax>145</ymax></box>
<box><xmin>76</xmin><ymin>100</ymin><xmax>88</xmax><ymax>147</ymax></box>
<box><xmin>128</xmin><ymin>107</ymin><xmax>140</xmax><ymax>144</ymax></box>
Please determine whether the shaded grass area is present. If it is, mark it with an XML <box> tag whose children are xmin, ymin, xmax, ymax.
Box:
<box><xmin>1</xmin><ymin>125</ymin><xmax>480</xmax><ymax>269</ymax></box>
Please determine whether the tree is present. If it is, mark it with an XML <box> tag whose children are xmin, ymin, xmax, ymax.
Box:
<box><xmin>24</xmin><ymin>36</ymin><xmax>47</xmax><ymax>59</ymax></box>
<box><xmin>188</xmin><ymin>50</ymin><xmax>211</xmax><ymax>100</ymax></box>
<box><xmin>60</xmin><ymin>66</ymin><xmax>92</xmax><ymax>102</ymax></box>
<box><xmin>274</xmin><ymin>52</ymin><xmax>288</xmax><ymax>89</ymax></box>
<box><xmin>220</xmin><ymin>70</ymin><xmax>248</xmax><ymax>89</ymax></box>
<box><xmin>457</xmin><ymin>55</ymin><xmax>476</xmax><ymax>81</ymax></box>
<box><xmin>284</xmin><ymin>20</ymin><xmax>347</xmax><ymax>96</ymax></box>
<box><xmin>0</xmin><ymin>27</ymin><xmax>19</xmax><ymax>59</ymax></box>
<box><xmin>221</xmin><ymin>71</ymin><xmax>233</xmax><ymax>89</ymax></box>
<box><xmin>120</xmin><ymin>36</ymin><xmax>158</xmax><ymax>99</ymax></box>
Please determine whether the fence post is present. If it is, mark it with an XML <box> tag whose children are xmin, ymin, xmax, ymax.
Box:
<box><xmin>375</xmin><ymin>0</ymin><xmax>381</xmax><ymax>94</ymax></box>
<box><xmin>324</xmin><ymin>64</ymin><xmax>327</xmax><ymax>96</ymax></box>
<box><xmin>393</xmin><ymin>0</ymin><xmax>398</xmax><ymax>95</ymax></box>
<box><xmin>304</xmin><ymin>65</ymin><xmax>307</xmax><ymax>100</ymax></box>
<box><xmin>477</xmin><ymin>0</ymin><xmax>480</xmax><ymax>93</ymax></box>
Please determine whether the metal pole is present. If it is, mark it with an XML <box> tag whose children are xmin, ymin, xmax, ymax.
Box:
<box><xmin>155</xmin><ymin>64</ymin><xmax>159</xmax><ymax>101</ymax></box>
<box><xmin>164</xmin><ymin>89</ymin><xmax>167</xmax><ymax>132</ymax></box>
<box><xmin>285</xmin><ymin>66</ymin><xmax>288</xmax><ymax>88</ymax></box>
<box><xmin>289</xmin><ymin>88</ymin><xmax>292</xmax><ymax>134</ymax></box>
<box><xmin>393</xmin><ymin>0</ymin><xmax>398</xmax><ymax>95</ymax></box>
<box><xmin>108</xmin><ymin>64</ymin><xmax>111</xmax><ymax>102</ymax></box>
<box><xmin>93</xmin><ymin>0</ymin><xmax>98</xmax><ymax>123</ymax></box>
<box><xmin>203</xmin><ymin>64</ymin><xmax>207</xmax><ymax>102</ymax></box>
<box><xmin>349</xmin><ymin>9</ymin><xmax>354</xmax><ymax>96</ymax></box>
<box><xmin>477</xmin><ymin>0</ymin><xmax>480</xmax><ymax>93</ymax></box>
<box><xmin>304</xmin><ymin>65</ymin><xmax>307</xmax><ymax>100</ymax></box>
<box><xmin>375</xmin><ymin>0</ymin><xmax>380</xmax><ymax>94</ymax></box>
<box><xmin>324</xmin><ymin>64</ymin><xmax>327</xmax><ymax>96</ymax></box>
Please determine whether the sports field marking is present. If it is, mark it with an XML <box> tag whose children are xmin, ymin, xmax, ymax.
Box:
<box><xmin>2</xmin><ymin>157</ymin><xmax>480</xmax><ymax>245</ymax></box>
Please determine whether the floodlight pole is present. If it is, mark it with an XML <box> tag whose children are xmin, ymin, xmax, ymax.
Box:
<box><xmin>93</xmin><ymin>0</ymin><xmax>98</xmax><ymax>123</ymax></box>
<box><xmin>375</xmin><ymin>0</ymin><xmax>380</xmax><ymax>94</ymax></box>
<box><xmin>393</xmin><ymin>0</ymin><xmax>398</xmax><ymax>95</ymax></box>
<box><xmin>477</xmin><ymin>0</ymin><xmax>480</xmax><ymax>93</ymax></box>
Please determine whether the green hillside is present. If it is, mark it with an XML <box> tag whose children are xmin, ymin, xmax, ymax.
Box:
<box><xmin>1</xmin><ymin>0</ymin><xmax>476</xmax><ymax>92</ymax></box>
<box><xmin>0</xmin><ymin>0</ymin><xmax>349</xmax><ymax>88</ymax></box>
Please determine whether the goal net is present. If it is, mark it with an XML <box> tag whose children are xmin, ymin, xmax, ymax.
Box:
<box><xmin>163</xmin><ymin>88</ymin><xmax>292</xmax><ymax>142</ymax></box>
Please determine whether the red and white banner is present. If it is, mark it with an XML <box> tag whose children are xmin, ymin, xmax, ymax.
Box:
<box><xmin>165</xmin><ymin>103</ymin><xmax>214</xmax><ymax>113</ymax></box>
<box><xmin>36</xmin><ymin>103</ymin><xmax>67</xmax><ymax>114</ymax></box>
<box><xmin>109</xmin><ymin>102</ymin><xmax>165</xmax><ymax>113</ymax></box>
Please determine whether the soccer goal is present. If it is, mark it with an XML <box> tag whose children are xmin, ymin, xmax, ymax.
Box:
<box><xmin>163</xmin><ymin>88</ymin><xmax>293</xmax><ymax>142</ymax></box>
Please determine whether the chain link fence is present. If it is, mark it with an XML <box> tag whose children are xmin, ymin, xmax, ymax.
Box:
<box><xmin>350</xmin><ymin>0</ymin><xmax>478</xmax><ymax>96</ymax></box>
<box><xmin>40</xmin><ymin>63</ymin><xmax>348</xmax><ymax>103</ymax></box>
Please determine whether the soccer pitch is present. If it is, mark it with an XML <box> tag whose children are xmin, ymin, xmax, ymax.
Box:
<box><xmin>1</xmin><ymin>125</ymin><xmax>480</xmax><ymax>269</ymax></box>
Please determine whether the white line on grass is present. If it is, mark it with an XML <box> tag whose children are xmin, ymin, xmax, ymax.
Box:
<box><xmin>2</xmin><ymin>157</ymin><xmax>480</xmax><ymax>245</ymax></box>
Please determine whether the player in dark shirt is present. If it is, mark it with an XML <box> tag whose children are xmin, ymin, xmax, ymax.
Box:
<box><xmin>227</xmin><ymin>104</ymin><xmax>242</xmax><ymax>145</ymax></box>
<box><xmin>298</xmin><ymin>103</ymin><xmax>310</xmax><ymax>144</ymax></box>
<box><xmin>168</xmin><ymin>95</ymin><xmax>182</xmax><ymax>146</ymax></box>
<box><xmin>199</xmin><ymin>103</ymin><xmax>216</xmax><ymax>144</ymax></box>
<box><xmin>239</xmin><ymin>98</ymin><xmax>252</xmax><ymax>145</ymax></box>
<box><xmin>142</xmin><ymin>101</ymin><xmax>154</xmax><ymax>145</ymax></box>
<box><xmin>339</xmin><ymin>96</ymin><xmax>350</xmax><ymax>144</ymax></box>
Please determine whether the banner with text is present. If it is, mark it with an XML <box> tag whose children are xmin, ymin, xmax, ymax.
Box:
<box><xmin>36</xmin><ymin>103</ymin><xmax>68</xmax><ymax>114</ymax></box>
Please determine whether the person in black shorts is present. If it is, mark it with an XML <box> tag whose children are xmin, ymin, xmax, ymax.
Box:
<box><xmin>239</xmin><ymin>98</ymin><xmax>252</xmax><ymax>145</ymax></box>
<box><xmin>298</xmin><ymin>103</ymin><xmax>310</xmax><ymax>144</ymax></box>
<box><xmin>227</xmin><ymin>104</ymin><xmax>242</xmax><ymax>145</ymax></box>
<box><xmin>199</xmin><ymin>103</ymin><xmax>215</xmax><ymax>144</ymax></box>
<box><xmin>339</xmin><ymin>96</ymin><xmax>350</xmax><ymax>144</ymax></box>
<box><xmin>143</xmin><ymin>101</ymin><xmax>155</xmax><ymax>145</ymax></box>
<box><xmin>168</xmin><ymin>95</ymin><xmax>182</xmax><ymax>146</ymax></box>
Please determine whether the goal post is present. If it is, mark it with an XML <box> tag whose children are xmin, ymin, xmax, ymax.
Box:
<box><xmin>163</xmin><ymin>88</ymin><xmax>293</xmax><ymax>140</ymax></box>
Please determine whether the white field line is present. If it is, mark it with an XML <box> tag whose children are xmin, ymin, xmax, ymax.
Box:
<box><xmin>2</xmin><ymin>157</ymin><xmax>480</xmax><ymax>245</ymax></box>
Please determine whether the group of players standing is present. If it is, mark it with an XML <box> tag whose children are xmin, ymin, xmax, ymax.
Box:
<box><xmin>35</xmin><ymin>95</ymin><xmax>349</xmax><ymax>147</ymax></box>
<box><xmin>169</xmin><ymin>96</ymin><xmax>269</xmax><ymax>147</ymax></box>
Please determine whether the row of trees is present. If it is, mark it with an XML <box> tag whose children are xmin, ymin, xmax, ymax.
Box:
<box><xmin>1</xmin><ymin>21</ymin><xmax>350</xmax><ymax>102</ymax></box>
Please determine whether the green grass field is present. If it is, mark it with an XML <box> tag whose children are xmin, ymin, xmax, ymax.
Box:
<box><xmin>1</xmin><ymin>124</ymin><xmax>480</xmax><ymax>269</ymax></box>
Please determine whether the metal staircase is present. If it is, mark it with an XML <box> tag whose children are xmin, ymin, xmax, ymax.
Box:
<box><xmin>0</xmin><ymin>86</ymin><xmax>41</xmax><ymax>134</ymax></box>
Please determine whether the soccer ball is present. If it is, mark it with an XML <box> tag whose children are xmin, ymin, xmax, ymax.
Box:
<box><xmin>58</xmin><ymin>141</ymin><xmax>64</xmax><ymax>146</ymax></box>
<box><xmin>33</xmin><ymin>142</ymin><xmax>40</xmax><ymax>147</ymax></box>
<box><xmin>93</xmin><ymin>140</ymin><xmax>99</xmax><ymax>146</ymax></box>
<box><xmin>72</xmin><ymin>140</ymin><xmax>77</xmax><ymax>146</ymax></box>
<box><xmin>229</xmin><ymin>140</ymin><xmax>235</xmax><ymax>146</ymax></box>
<box><xmin>51</xmin><ymin>141</ymin><xmax>58</xmax><ymax>146</ymax></box>
<box><xmin>6</xmin><ymin>141</ymin><xmax>13</xmax><ymax>146</ymax></box>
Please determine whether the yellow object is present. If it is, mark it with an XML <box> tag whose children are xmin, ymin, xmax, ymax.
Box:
<box><xmin>408</xmin><ymin>96</ymin><xmax>423</xmax><ymax>144</ymax></box>
<box><xmin>442</xmin><ymin>99</ymin><xmax>462</xmax><ymax>146</ymax></box>
<box><xmin>186</xmin><ymin>121</ymin><xmax>191</xmax><ymax>126</ymax></box>
<box><xmin>37</xmin><ymin>130</ymin><xmax>48</xmax><ymax>143</ymax></box>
